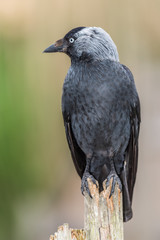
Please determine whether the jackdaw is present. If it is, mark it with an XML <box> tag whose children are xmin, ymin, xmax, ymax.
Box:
<box><xmin>44</xmin><ymin>27</ymin><xmax>141</xmax><ymax>222</ymax></box>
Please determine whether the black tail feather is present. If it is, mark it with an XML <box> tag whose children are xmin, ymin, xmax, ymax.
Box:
<box><xmin>120</xmin><ymin>168</ymin><xmax>133</xmax><ymax>222</ymax></box>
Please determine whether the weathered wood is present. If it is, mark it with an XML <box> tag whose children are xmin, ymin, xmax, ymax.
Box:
<box><xmin>84</xmin><ymin>178</ymin><xmax>123</xmax><ymax>240</ymax></box>
<box><xmin>50</xmin><ymin>179</ymin><xmax>124</xmax><ymax>240</ymax></box>
<box><xmin>49</xmin><ymin>223</ymin><xmax>85</xmax><ymax>240</ymax></box>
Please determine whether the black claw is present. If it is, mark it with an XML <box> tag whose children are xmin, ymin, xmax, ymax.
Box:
<box><xmin>106</xmin><ymin>171</ymin><xmax>122</xmax><ymax>198</ymax></box>
<box><xmin>81</xmin><ymin>172</ymin><xmax>97</xmax><ymax>198</ymax></box>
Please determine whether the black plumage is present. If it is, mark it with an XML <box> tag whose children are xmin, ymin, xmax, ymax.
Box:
<box><xmin>44</xmin><ymin>27</ymin><xmax>141</xmax><ymax>222</ymax></box>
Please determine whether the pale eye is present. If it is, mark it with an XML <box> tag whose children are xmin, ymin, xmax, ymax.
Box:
<box><xmin>69</xmin><ymin>38</ymin><xmax>75</xmax><ymax>43</ymax></box>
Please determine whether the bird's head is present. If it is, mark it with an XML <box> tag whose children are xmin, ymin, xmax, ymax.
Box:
<box><xmin>44</xmin><ymin>27</ymin><xmax>119</xmax><ymax>62</ymax></box>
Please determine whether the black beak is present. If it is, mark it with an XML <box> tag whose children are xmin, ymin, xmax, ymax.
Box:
<box><xmin>43</xmin><ymin>38</ymin><xmax>64</xmax><ymax>53</ymax></box>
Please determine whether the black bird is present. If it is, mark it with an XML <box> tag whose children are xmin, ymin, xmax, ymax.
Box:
<box><xmin>44</xmin><ymin>27</ymin><xmax>140</xmax><ymax>222</ymax></box>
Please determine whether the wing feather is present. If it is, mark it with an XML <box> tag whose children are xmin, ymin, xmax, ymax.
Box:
<box><xmin>122</xmin><ymin>64</ymin><xmax>141</xmax><ymax>203</ymax></box>
<box><xmin>126</xmin><ymin>100</ymin><xmax>140</xmax><ymax>203</ymax></box>
<box><xmin>64</xmin><ymin>117</ymin><xmax>86</xmax><ymax>178</ymax></box>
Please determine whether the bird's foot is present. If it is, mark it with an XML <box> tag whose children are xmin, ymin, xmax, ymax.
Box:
<box><xmin>106</xmin><ymin>171</ymin><xmax>122</xmax><ymax>198</ymax></box>
<box><xmin>81</xmin><ymin>172</ymin><xmax>98</xmax><ymax>198</ymax></box>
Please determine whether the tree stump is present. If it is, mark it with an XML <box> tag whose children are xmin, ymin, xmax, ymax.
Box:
<box><xmin>50</xmin><ymin>179</ymin><xmax>124</xmax><ymax>240</ymax></box>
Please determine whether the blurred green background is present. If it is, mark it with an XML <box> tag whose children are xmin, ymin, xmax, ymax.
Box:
<box><xmin>0</xmin><ymin>0</ymin><xmax>160</xmax><ymax>240</ymax></box>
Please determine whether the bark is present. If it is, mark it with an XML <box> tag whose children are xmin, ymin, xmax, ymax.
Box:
<box><xmin>50</xmin><ymin>179</ymin><xmax>124</xmax><ymax>240</ymax></box>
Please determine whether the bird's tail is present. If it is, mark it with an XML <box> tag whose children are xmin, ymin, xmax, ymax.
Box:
<box><xmin>120</xmin><ymin>169</ymin><xmax>133</xmax><ymax>222</ymax></box>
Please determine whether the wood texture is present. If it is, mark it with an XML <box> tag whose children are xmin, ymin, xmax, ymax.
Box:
<box><xmin>50</xmin><ymin>179</ymin><xmax>124</xmax><ymax>240</ymax></box>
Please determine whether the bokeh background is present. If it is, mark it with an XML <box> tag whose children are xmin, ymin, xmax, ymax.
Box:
<box><xmin>0</xmin><ymin>0</ymin><xmax>160</xmax><ymax>240</ymax></box>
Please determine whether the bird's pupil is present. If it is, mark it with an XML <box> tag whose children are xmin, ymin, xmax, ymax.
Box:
<box><xmin>69</xmin><ymin>38</ymin><xmax>74</xmax><ymax>43</ymax></box>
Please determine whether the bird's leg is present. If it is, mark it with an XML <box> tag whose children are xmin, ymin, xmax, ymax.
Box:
<box><xmin>106</xmin><ymin>158</ymin><xmax>122</xmax><ymax>198</ymax></box>
<box><xmin>81</xmin><ymin>157</ymin><xmax>98</xmax><ymax>198</ymax></box>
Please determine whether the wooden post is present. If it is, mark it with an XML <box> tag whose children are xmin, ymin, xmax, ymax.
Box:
<box><xmin>50</xmin><ymin>179</ymin><xmax>124</xmax><ymax>240</ymax></box>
